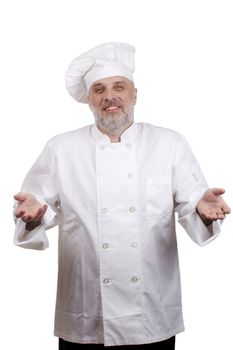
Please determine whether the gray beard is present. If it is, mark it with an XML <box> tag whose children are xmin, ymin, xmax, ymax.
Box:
<box><xmin>93</xmin><ymin>110</ymin><xmax>134</xmax><ymax>136</ymax></box>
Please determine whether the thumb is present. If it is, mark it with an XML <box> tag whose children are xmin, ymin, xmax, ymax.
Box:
<box><xmin>14</xmin><ymin>192</ymin><xmax>27</xmax><ymax>202</ymax></box>
<box><xmin>212</xmin><ymin>188</ymin><xmax>225</xmax><ymax>196</ymax></box>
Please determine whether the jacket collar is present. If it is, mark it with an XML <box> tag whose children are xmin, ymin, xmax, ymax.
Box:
<box><xmin>91</xmin><ymin>121</ymin><xmax>139</xmax><ymax>144</ymax></box>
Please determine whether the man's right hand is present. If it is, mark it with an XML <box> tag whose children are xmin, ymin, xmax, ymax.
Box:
<box><xmin>14</xmin><ymin>193</ymin><xmax>48</xmax><ymax>227</ymax></box>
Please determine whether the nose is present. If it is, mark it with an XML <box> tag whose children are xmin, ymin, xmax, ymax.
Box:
<box><xmin>102</xmin><ymin>88</ymin><xmax>116</xmax><ymax>101</ymax></box>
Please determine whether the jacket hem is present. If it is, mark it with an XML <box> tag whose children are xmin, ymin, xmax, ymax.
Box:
<box><xmin>54</xmin><ymin>326</ymin><xmax>184</xmax><ymax>346</ymax></box>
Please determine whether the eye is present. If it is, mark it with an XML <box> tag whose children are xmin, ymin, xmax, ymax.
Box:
<box><xmin>114</xmin><ymin>84</ymin><xmax>124</xmax><ymax>91</ymax></box>
<box><xmin>93</xmin><ymin>86</ymin><xmax>105</xmax><ymax>94</ymax></box>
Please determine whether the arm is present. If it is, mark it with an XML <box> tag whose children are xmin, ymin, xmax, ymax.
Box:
<box><xmin>14</xmin><ymin>139</ymin><xmax>60</xmax><ymax>250</ymax></box>
<box><xmin>173</xmin><ymin>135</ymin><xmax>228</xmax><ymax>245</ymax></box>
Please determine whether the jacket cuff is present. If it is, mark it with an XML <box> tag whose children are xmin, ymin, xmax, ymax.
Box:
<box><xmin>13</xmin><ymin>197</ymin><xmax>57</xmax><ymax>250</ymax></box>
<box><xmin>178</xmin><ymin>210</ymin><xmax>221</xmax><ymax>246</ymax></box>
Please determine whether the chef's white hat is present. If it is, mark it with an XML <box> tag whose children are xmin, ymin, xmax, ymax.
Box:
<box><xmin>65</xmin><ymin>42</ymin><xmax>135</xmax><ymax>103</ymax></box>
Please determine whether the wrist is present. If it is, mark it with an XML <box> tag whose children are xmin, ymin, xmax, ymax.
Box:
<box><xmin>26</xmin><ymin>220</ymin><xmax>41</xmax><ymax>231</ymax></box>
<box><xmin>196</xmin><ymin>208</ymin><xmax>213</xmax><ymax>226</ymax></box>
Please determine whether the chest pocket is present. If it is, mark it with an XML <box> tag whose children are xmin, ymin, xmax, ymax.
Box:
<box><xmin>146</xmin><ymin>176</ymin><xmax>174</xmax><ymax>225</ymax></box>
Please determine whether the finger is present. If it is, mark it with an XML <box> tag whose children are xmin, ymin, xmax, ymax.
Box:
<box><xmin>20</xmin><ymin>209</ymin><xmax>37</xmax><ymax>222</ymax></box>
<box><xmin>217</xmin><ymin>213</ymin><xmax>226</xmax><ymax>220</ymax></box>
<box><xmin>207</xmin><ymin>207</ymin><xmax>224</xmax><ymax>220</ymax></box>
<box><xmin>22</xmin><ymin>215</ymin><xmax>36</xmax><ymax>223</ymax></box>
<box><xmin>221</xmin><ymin>205</ymin><xmax>231</xmax><ymax>214</ymax></box>
<box><xmin>212</xmin><ymin>188</ymin><xmax>225</xmax><ymax>196</ymax></box>
<box><xmin>22</xmin><ymin>215</ymin><xmax>29</xmax><ymax>222</ymax></box>
<box><xmin>205</xmin><ymin>209</ymin><xmax>227</xmax><ymax>221</ymax></box>
<box><xmin>38</xmin><ymin>205</ymin><xmax>48</xmax><ymax>219</ymax></box>
<box><xmin>207</xmin><ymin>214</ymin><xmax>218</xmax><ymax>221</ymax></box>
<box><xmin>202</xmin><ymin>210</ymin><xmax>218</xmax><ymax>221</ymax></box>
<box><xmin>215</xmin><ymin>207</ymin><xmax>229</xmax><ymax>218</ymax></box>
<box><xmin>14</xmin><ymin>193</ymin><xmax>27</xmax><ymax>202</ymax></box>
<box><xmin>15</xmin><ymin>209</ymin><xmax>25</xmax><ymax>219</ymax></box>
<box><xmin>33</xmin><ymin>205</ymin><xmax>48</xmax><ymax>221</ymax></box>
<box><xmin>35</xmin><ymin>208</ymin><xmax>45</xmax><ymax>220</ymax></box>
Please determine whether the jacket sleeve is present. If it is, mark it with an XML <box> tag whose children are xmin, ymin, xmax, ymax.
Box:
<box><xmin>172</xmin><ymin>134</ymin><xmax>221</xmax><ymax>246</ymax></box>
<box><xmin>14</xmin><ymin>139</ymin><xmax>60</xmax><ymax>250</ymax></box>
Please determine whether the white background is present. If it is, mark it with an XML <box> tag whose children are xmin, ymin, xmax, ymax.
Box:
<box><xmin>0</xmin><ymin>0</ymin><xmax>232</xmax><ymax>349</ymax></box>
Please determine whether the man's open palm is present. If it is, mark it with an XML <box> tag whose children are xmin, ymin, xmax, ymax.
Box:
<box><xmin>197</xmin><ymin>188</ymin><xmax>231</xmax><ymax>223</ymax></box>
<box><xmin>14</xmin><ymin>193</ymin><xmax>47</xmax><ymax>223</ymax></box>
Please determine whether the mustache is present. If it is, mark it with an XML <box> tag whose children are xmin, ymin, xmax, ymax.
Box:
<box><xmin>101</xmin><ymin>98</ymin><xmax>123</xmax><ymax>110</ymax></box>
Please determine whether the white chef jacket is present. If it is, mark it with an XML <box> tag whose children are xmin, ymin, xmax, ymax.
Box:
<box><xmin>14</xmin><ymin>122</ymin><xmax>221</xmax><ymax>346</ymax></box>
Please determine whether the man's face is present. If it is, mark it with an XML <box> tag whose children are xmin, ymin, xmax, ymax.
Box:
<box><xmin>87</xmin><ymin>76</ymin><xmax>137</xmax><ymax>135</ymax></box>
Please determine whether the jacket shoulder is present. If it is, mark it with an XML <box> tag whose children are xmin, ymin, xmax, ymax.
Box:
<box><xmin>46</xmin><ymin>124</ymin><xmax>92</xmax><ymax>148</ymax></box>
<box><xmin>139</xmin><ymin>122</ymin><xmax>184</xmax><ymax>142</ymax></box>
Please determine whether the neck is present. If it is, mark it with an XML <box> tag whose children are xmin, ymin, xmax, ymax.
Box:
<box><xmin>97</xmin><ymin>122</ymin><xmax>133</xmax><ymax>143</ymax></box>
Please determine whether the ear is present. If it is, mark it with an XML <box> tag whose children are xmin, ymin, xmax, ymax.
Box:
<box><xmin>87</xmin><ymin>95</ymin><xmax>93</xmax><ymax>113</ymax></box>
<box><xmin>86</xmin><ymin>94</ymin><xmax>92</xmax><ymax>109</ymax></box>
<box><xmin>133</xmin><ymin>88</ymin><xmax>137</xmax><ymax>105</ymax></box>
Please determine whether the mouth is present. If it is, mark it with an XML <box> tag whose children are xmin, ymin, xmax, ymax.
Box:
<box><xmin>101</xmin><ymin>99</ymin><xmax>123</xmax><ymax>113</ymax></box>
<box><xmin>104</xmin><ymin>106</ymin><xmax>121</xmax><ymax>113</ymax></box>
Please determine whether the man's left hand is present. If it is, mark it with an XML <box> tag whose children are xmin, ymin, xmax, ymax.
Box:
<box><xmin>196</xmin><ymin>188</ymin><xmax>231</xmax><ymax>225</ymax></box>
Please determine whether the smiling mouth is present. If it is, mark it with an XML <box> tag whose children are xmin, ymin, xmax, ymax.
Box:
<box><xmin>104</xmin><ymin>106</ymin><xmax>120</xmax><ymax>112</ymax></box>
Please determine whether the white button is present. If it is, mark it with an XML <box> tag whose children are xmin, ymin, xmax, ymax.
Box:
<box><xmin>99</xmin><ymin>145</ymin><xmax>105</xmax><ymax>150</ymax></box>
<box><xmin>131</xmin><ymin>276</ymin><xmax>138</xmax><ymax>283</ymax></box>
<box><xmin>129</xmin><ymin>207</ymin><xmax>136</xmax><ymax>213</ymax></box>
<box><xmin>100</xmin><ymin>174</ymin><xmax>109</xmax><ymax>180</ymax></box>
<box><xmin>128</xmin><ymin>173</ymin><xmax>134</xmax><ymax>179</ymax></box>
<box><xmin>125</xmin><ymin>143</ymin><xmax>132</xmax><ymax>148</ymax></box>
<box><xmin>54</xmin><ymin>200</ymin><xmax>61</xmax><ymax>210</ymax></box>
<box><xmin>101</xmin><ymin>208</ymin><xmax>108</xmax><ymax>214</ymax></box>
<box><xmin>131</xmin><ymin>242</ymin><xmax>138</xmax><ymax>248</ymax></box>
<box><xmin>102</xmin><ymin>243</ymin><xmax>109</xmax><ymax>249</ymax></box>
<box><xmin>103</xmin><ymin>278</ymin><xmax>111</xmax><ymax>285</ymax></box>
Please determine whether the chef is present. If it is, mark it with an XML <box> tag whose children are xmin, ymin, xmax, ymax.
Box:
<box><xmin>14</xmin><ymin>42</ymin><xmax>230</xmax><ymax>350</ymax></box>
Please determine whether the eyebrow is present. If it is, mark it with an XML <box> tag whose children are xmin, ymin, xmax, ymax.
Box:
<box><xmin>112</xmin><ymin>81</ymin><xmax>128</xmax><ymax>87</ymax></box>
<box><xmin>113</xmin><ymin>81</ymin><xmax>126</xmax><ymax>85</ymax></box>
<box><xmin>92</xmin><ymin>81</ymin><xmax>126</xmax><ymax>89</ymax></box>
<box><xmin>92</xmin><ymin>83</ymin><xmax>104</xmax><ymax>88</ymax></box>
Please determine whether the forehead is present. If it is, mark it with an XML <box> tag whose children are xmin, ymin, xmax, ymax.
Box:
<box><xmin>91</xmin><ymin>76</ymin><xmax>133</xmax><ymax>88</ymax></box>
